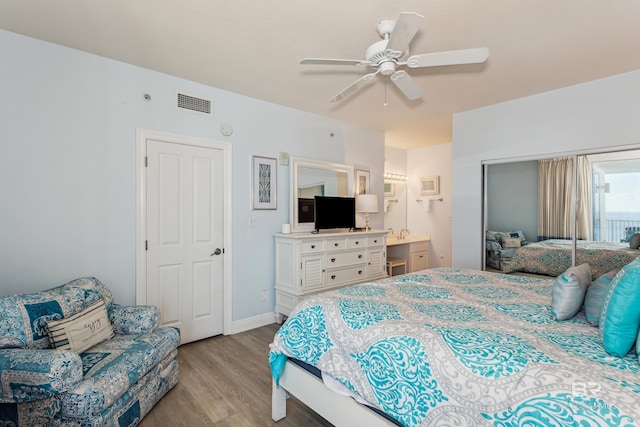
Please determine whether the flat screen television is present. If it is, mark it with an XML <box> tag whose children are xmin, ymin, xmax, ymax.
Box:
<box><xmin>314</xmin><ymin>196</ymin><xmax>356</xmax><ymax>231</ymax></box>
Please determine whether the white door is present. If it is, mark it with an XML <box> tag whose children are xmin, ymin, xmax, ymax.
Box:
<box><xmin>146</xmin><ymin>139</ymin><xmax>224</xmax><ymax>344</ymax></box>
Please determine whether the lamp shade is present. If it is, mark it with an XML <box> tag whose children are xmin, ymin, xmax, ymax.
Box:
<box><xmin>356</xmin><ymin>194</ymin><xmax>379</xmax><ymax>213</ymax></box>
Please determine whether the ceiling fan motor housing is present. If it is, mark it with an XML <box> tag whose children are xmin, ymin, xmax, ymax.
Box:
<box><xmin>379</xmin><ymin>61</ymin><xmax>396</xmax><ymax>75</ymax></box>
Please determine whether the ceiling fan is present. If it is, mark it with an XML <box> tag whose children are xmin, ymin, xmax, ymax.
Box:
<box><xmin>300</xmin><ymin>12</ymin><xmax>489</xmax><ymax>103</ymax></box>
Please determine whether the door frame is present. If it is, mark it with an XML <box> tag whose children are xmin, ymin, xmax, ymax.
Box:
<box><xmin>135</xmin><ymin>128</ymin><xmax>233</xmax><ymax>335</ymax></box>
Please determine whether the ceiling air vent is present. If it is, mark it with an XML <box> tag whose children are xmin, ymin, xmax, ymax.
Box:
<box><xmin>177</xmin><ymin>92</ymin><xmax>212</xmax><ymax>116</ymax></box>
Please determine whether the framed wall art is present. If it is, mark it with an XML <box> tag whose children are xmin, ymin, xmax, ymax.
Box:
<box><xmin>252</xmin><ymin>155</ymin><xmax>277</xmax><ymax>209</ymax></box>
<box><xmin>355</xmin><ymin>169</ymin><xmax>370</xmax><ymax>195</ymax></box>
<box><xmin>421</xmin><ymin>176</ymin><xmax>440</xmax><ymax>195</ymax></box>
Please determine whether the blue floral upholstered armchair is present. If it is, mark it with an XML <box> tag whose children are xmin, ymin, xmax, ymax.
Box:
<box><xmin>485</xmin><ymin>230</ymin><xmax>529</xmax><ymax>271</ymax></box>
<box><xmin>0</xmin><ymin>277</ymin><xmax>180</xmax><ymax>426</ymax></box>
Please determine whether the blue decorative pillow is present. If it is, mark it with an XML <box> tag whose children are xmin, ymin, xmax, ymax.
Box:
<box><xmin>583</xmin><ymin>269</ymin><xmax>619</xmax><ymax>326</ymax></box>
<box><xmin>551</xmin><ymin>263</ymin><xmax>591</xmax><ymax>321</ymax></box>
<box><xmin>599</xmin><ymin>258</ymin><xmax>640</xmax><ymax>357</ymax></box>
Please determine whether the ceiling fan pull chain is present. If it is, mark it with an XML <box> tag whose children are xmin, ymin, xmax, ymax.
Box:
<box><xmin>384</xmin><ymin>80</ymin><xmax>388</xmax><ymax>107</ymax></box>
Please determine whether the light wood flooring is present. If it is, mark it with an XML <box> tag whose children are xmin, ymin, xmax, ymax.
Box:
<box><xmin>139</xmin><ymin>323</ymin><xmax>332</xmax><ymax>426</ymax></box>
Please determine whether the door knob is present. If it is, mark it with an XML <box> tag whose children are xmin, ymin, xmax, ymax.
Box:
<box><xmin>211</xmin><ymin>248</ymin><xmax>222</xmax><ymax>256</ymax></box>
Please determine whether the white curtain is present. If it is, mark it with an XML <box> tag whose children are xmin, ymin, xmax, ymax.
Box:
<box><xmin>538</xmin><ymin>156</ymin><xmax>592</xmax><ymax>241</ymax></box>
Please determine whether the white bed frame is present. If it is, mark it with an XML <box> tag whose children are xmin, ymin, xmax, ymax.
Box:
<box><xmin>272</xmin><ymin>359</ymin><xmax>396</xmax><ymax>426</ymax></box>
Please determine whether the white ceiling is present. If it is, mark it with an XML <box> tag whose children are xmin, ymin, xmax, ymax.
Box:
<box><xmin>1</xmin><ymin>1</ymin><xmax>639</xmax><ymax>149</ymax></box>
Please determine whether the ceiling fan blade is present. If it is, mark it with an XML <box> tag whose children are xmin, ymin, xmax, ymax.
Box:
<box><xmin>300</xmin><ymin>58</ymin><xmax>367</xmax><ymax>66</ymax></box>
<box><xmin>329</xmin><ymin>71</ymin><xmax>379</xmax><ymax>103</ymax></box>
<box><xmin>385</xmin><ymin>12</ymin><xmax>424</xmax><ymax>55</ymax></box>
<box><xmin>390</xmin><ymin>70</ymin><xmax>423</xmax><ymax>101</ymax></box>
<box><xmin>406</xmin><ymin>47</ymin><xmax>489</xmax><ymax>68</ymax></box>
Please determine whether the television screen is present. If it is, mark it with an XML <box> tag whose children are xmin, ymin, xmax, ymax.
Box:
<box><xmin>314</xmin><ymin>196</ymin><xmax>356</xmax><ymax>231</ymax></box>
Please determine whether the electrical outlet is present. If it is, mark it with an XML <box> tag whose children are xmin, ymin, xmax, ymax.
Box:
<box><xmin>261</xmin><ymin>290</ymin><xmax>268</xmax><ymax>301</ymax></box>
<box><xmin>249</xmin><ymin>216</ymin><xmax>258</xmax><ymax>226</ymax></box>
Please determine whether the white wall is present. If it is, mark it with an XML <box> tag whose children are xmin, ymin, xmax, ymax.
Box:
<box><xmin>0</xmin><ymin>30</ymin><xmax>385</xmax><ymax>327</ymax></box>
<box><xmin>345</xmin><ymin>127</ymin><xmax>386</xmax><ymax>230</ymax></box>
<box><xmin>452</xmin><ymin>70</ymin><xmax>640</xmax><ymax>268</ymax></box>
<box><xmin>407</xmin><ymin>143</ymin><xmax>453</xmax><ymax>267</ymax></box>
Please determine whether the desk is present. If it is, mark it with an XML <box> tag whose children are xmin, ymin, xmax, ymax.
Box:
<box><xmin>386</xmin><ymin>235</ymin><xmax>430</xmax><ymax>273</ymax></box>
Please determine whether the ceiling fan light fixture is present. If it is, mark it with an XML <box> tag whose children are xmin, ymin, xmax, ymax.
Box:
<box><xmin>380</xmin><ymin>61</ymin><xmax>396</xmax><ymax>76</ymax></box>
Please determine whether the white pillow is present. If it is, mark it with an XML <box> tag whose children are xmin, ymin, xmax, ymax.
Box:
<box><xmin>551</xmin><ymin>263</ymin><xmax>591</xmax><ymax>321</ymax></box>
<box><xmin>47</xmin><ymin>299</ymin><xmax>114</xmax><ymax>353</ymax></box>
<box><xmin>501</xmin><ymin>237</ymin><xmax>521</xmax><ymax>248</ymax></box>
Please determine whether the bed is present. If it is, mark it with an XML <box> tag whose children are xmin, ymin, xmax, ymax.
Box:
<box><xmin>269</xmin><ymin>267</ymin><xmax>640</xmax><ymax>427</ymax></box>
<box><xmin>499</xmin><ymin>239</ymin><xmax>640</xmax><ymax>278</ymax></box>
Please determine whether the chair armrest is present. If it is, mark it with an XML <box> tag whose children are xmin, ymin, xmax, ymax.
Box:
<box><xmin>486</xmin><ymin>240</ymin><xmax>503</xmax><ymax>252</ymax></box>
<box><xmin>108</xmin><ymin>304</ymin><xmax>160</xmax><ymax>335</ymax></box>
<box><xmin>0</xmin><ymin>349</ymin><xmax>82</xmax><ymax>403</ymax></box>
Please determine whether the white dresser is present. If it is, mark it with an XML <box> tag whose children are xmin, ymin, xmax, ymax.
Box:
<box><xmin>274</xmin><ymin>230</ymin><xmax>387</xmax><ymax>317</ymax></box>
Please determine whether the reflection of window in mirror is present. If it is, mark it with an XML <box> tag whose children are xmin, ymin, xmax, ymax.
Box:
<box><xmin>384</xmin><ymin>183</ymin><xmax>395</xmax><ymax>197</ymax></box>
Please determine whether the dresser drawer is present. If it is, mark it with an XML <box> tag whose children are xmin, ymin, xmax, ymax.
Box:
<box><xmin>367</xmin><ymin>236</ymin><xmax>385</xmax><ymax>247</ymax></box>
<box><xmin>410</xmin><ymin>241</ymin><xmax>429</xmax><ymax>253</ymax></box>
<box><xmin>348</xmin><ymin>237</ymin><xmax>366</xmax><ymax>249</ymax></box>
<box><xmin>326</xmin><ymin>265</ymin><xmax>366</xmax><ymax>285</ymax></box>
<box><xmin>326</xmin><ymin>250</ymin><xmax>366</xmax><ymax>268</ymax></box>
<box><xmin>301</xmin><ymin>240</ymin><xmax>326</xmax><ymax>254</ymax></box>
<box><xmin>326</xmin><ymin>238</ymin><xmax>349</xmax><ymax>251</ymax></box>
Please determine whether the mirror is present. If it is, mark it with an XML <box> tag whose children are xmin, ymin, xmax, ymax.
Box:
<box><xmin>483</xmin><ymin>148</ymin><xmax>640</xmax><ymax>274</ymax></box>
<box><xmin>383</xmin><ymin>180</ymin><xmax>407</xmax><ymax>234</ymax></box>
<box><xmin>290</xmin><ymin>158</ymin><xmax>355</xmax><ymax>232</ymax></box>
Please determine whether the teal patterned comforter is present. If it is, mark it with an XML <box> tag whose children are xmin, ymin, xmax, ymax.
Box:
<box><xmin>500</xmin><ymin>239</ymin><xmax>640</xmax><ymax>278</ymax></box>
<box><xmin>270</xmin><ymin>268</ymin><xmax>639</xmax><ymax>427</ymax></box>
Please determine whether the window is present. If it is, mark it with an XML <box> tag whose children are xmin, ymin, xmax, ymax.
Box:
<box><xmin>590</xmin><ymin>150</ymin><xmax>640</xmax><ymax>242</ymax></box>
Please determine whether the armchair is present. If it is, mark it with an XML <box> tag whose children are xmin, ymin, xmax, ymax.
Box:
<box><xmin>485</xmin><ymin>230</ymin><xmax>528</xmax><ymax>271</ymax></box>
<box><xmin>0</xmin><ymin>277</ymin><xmax>179</xmax><ymax>426</ymax></box>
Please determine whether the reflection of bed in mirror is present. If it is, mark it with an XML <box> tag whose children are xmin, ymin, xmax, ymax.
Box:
<box><xmin>499</xmin><ymin>239</ymin><xmax>640</xmax><ymax>278</ymax></box>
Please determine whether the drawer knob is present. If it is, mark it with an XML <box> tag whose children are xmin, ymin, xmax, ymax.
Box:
<box><xmin>334</xmin><ymin>243</ymin><xmax>339</xmax><ymax>247</ymax></box>
<box><xmin>311</xmin><ymin>245</ymin><xmax>315</xmax><ymax>249</ymax></box>
<box><xmin>331</xmin><ymin>258</ymin><xmax>336</xmax><ymax>263</ymax></box>
<box><xmin>358</xmin><ymin>254</ymin><xmax>363</xmax><ymax>259</ymax></box>
<box><xmin>358</xmin><ymin>270</ymin><xmax>363</xmax><ymax>275</ymax></box>
<box><xmin>374</xmin><ymin>239</ymin><xmax>378</xmax><ymax>243</ymax></box>
<box><xmin>355</xmin><ymin>241</ymin><xmax>359</xmax><ymax>245</ymax></box>
<box><xmin>331</xmin><ymin>275</ymin><xmax>336</xmax><ymax>280</ymax></box>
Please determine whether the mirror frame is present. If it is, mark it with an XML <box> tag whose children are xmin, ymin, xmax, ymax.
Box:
<box><xmin>290</xmin><ymin>157</ymin><xmax>355</xmax><ymax>233</ymax></box>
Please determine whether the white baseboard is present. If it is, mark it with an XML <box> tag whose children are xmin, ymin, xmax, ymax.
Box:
<box><xmin>230</xmin><ymin>311</ymin><xmax>277</xmax><ymax>334</ymax></box>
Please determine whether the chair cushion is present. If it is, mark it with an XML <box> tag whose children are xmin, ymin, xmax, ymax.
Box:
<box><xmin>599</xmin><ymin>258</ymin><xmax>640</xmax><ymax>356</ymax></box>
<box><xmin>0</xmin><ymin>277</ymin><xmax>112</xmax><ymax>349</ymax></box>
<box><xmin>629</xmin><ymin>232</ymin><xmax>640</xmax><ymax>249</ymax></box>
<box><xmin>551</xmin><ymin>263</ymin><xmax>591</xmax><ymax>320</ymax></box>
<box><xmin>60</xmin><ymin>327</ymin><xmax>180</xmax><ymax>421</ymax></box>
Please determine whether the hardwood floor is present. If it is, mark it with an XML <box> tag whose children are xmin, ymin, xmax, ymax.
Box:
<box><xmin>139</xmin><ymin>323</ymin><xmax>333</xmax><ymax>426</ymax></box>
